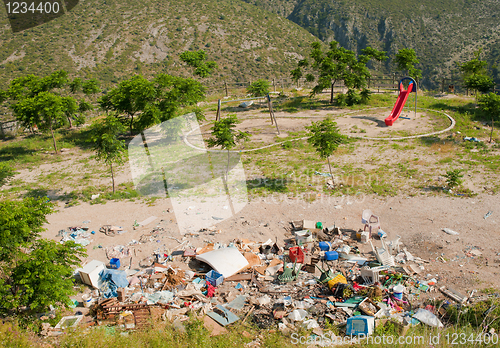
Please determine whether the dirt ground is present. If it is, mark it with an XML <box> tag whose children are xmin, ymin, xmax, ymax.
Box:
<box><xmin>201</xmin><ymin>104</ymin><xmax>447</xmax><ymax>144</ymax></box>
<box><xmin>43</xmin><ymin>192</ymin><xmax>500</xmax><ymax>293</ymax></box>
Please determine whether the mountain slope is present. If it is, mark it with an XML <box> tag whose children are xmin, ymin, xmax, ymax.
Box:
<box><xmin>243</xmin><ymin>0</ymin><xmax>500</xmax><ymax>88</ymax></box>
<box><xmin>0</xmin><ymin>0</ymin><xmax>320</xmax><ymax>86</ymax></box>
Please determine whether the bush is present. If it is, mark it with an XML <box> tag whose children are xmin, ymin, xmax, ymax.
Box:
<box><xmin>444</xmin><ymin>169</ymin><xmax>464</xmax><ymax>189</ymax></box>
<box><xmin>360</xmin><ymin>88</ymin><xmax>371</xmax><ymax>104</ymax></box>
<box><xmin>247</xmin><ymin>79</ymin><xmax>270</xmax><ymax>97</ymax></box>
<box><xmin>346</xmin><ymin>89</ymin><xmax>360</xmax><ymax>106</ymax></box>
<box><xmin>335</xmin><ymin>93</ymin><xmax>347</xmax><ymax>107</ymax></box>
<box><xmin>0</xmin><ymin>163</ymin><xmax>16</xmax><ymax>187</ymax></box>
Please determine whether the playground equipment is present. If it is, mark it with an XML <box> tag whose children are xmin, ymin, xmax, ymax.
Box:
<box><xmin>385</xmin><ymin>77</ymin><xmax>417</xmax><ymax>126</ymax></box>
<box><xmin>362</xmin><ymin>209</ymin><xmax>381</xmax><ymax>239</ymax></box>
<box><xmin>216</xmin><ymin>94</ymin><xmax>280</xmax><ymax>134</ymax></box>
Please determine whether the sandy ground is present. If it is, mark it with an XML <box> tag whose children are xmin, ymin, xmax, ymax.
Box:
<box><xmin>43</xmin><ymin>192</ymin><xmax>500</xmax><ymax>293</ymax></box>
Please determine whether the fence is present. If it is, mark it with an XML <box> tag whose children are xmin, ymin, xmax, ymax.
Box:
<box><xmin>205</xmin><ymin>75</ymin><xmax>500</xmax><ymax>98</ymax></box>
<box><xmin>0</xmin><ymin>119</ymin><xmax>19</xmax><ymax>137</ymax></box>
<box><xmin>204</xmin><ymin>75</ymin><xmax>407</xmax><ymax>97</ymax></box>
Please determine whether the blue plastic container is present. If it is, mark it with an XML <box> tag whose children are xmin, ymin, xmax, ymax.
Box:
<box><xmin>324</xmin><ymin>251</ymin><xmax>339</xmax><ymax>261</ymax></box>
<box><xmin>110</xmin><ymin>258</ymin><xmax>120</xmax><ymax>269</ymax></box>
<box><xmin>206</xmin><ymin>270</ymin><xmax>224</xmax><ymax>287</ymax></box>
<box><xmin>319</xmin><ymin>241</ymin><xmax>331</xmax><ymax>251</ymax></box>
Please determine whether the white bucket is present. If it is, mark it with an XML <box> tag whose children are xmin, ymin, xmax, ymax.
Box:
<box><xmin>393</xmin><ymin>285</ymin><xmax>405</xmax><ymax>300</ymax></box>
<box><xmin>360</xmin><ymin>232</ymin><xmax>370</xmax><ymax>244</ymax></box>
<box><xmin>82</xmin><ymin>294</ymin><xmax>92</xmax><ymax>308</ymax></box>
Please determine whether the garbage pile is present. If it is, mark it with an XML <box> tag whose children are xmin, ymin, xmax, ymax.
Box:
<box><xmin>47</xmin><ymin>210</ymin><xmax>486</xmax><ymax>338</ymax></box>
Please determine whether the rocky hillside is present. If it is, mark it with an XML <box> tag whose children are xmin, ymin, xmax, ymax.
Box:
<box><xmin>0</xmin><ymin>0</ymin><xmax>320</xmax><ymax>87</ymax></box>
<box><xmin>243</xmin><ymin>0</ymin><xmax>500</xmax><ymax>88</ymax></box>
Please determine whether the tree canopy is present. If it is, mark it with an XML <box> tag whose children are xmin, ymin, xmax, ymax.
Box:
<box><xmin>458</xmin><ymin>50</ymin><xmax>495</xmax><ymax>95</ymax></box>
<box><xmin>291</xmin><ymin>41</ymin><xmax>386</xmax><ymax>103</ymax></box>
<box><xmin>99</xmin><ymin>74</ymin><xmax>205</xmax><ymax>134</ymax></box>
<box><xmin>395</xmin><ymin>48</ymin><xmax>422</xmax><ymax>79</ymax></box>
<box><xmin>306</xmin><ymin>118</ymin><xmax>347</xmax><ymax>183</ymax></box>
<box><xmin>5</xmin><ymin>70</ymin><xmax>95</xmax><ymax>152</ymax></box>
<box><xmin>478</xmin><ymin>92</ymin><xmax>500</xmax><ymax>143</ymax></box>
<box><xmin>0</xmin><ymin>198</ymin><xmax>86</xmax><ymax>314</ymax></box>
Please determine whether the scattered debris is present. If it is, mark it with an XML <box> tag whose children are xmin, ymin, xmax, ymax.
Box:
<box><xmin>442</xmin><ymin>228</ymin><xmax>459</xmax><ymax>235</ymax></box>
<box><xmin>61</xmin><ymin>209</ymin><xmax>487</xmax><ymax>339</ymax></box>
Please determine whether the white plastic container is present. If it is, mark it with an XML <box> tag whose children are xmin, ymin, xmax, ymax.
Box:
<box><xmin>82</xmin><ymin>294</ymin><xmax>92</xmax><ymax>308</ymax></box>
<box><xmin>393</xmin><ymin>284</ymin><xmax>405</xmax><ymax>300</ymax></box>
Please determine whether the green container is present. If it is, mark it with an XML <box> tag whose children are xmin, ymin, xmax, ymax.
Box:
<box><xmin>316</xmin><ymin>222</ymin><xmax>323</xmax><ymax>229</ymax></box>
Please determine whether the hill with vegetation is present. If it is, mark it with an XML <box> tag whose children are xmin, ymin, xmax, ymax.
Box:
<box><xmin>0</xmin><ymin>0</ymin><xmax>321</xmax><ymax>87</ymax></box>
<box><xmin>243</xmin><ymin>0</ymin><xmax>500</xmax><ymax>88</ymax></box>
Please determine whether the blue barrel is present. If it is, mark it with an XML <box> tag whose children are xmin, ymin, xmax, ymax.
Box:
<box><xmin>319</xmin><ymin>241</ymin><xmax>331</xmax><ymax>251</ymax></box>
<box><xmin>325</xmin><ymin>251</ymin><xmax>339</xmax><ymax>261</ymax></box>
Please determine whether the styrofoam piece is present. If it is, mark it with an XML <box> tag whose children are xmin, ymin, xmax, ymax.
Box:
<box><xmin>413</xmin><ymin>308</ymin><xmax>443</xmax><ymax>328</ymax></box>
<box><xmin>302</xmin><ymin>220</ymin><xmax>316</xmax><ymax>229</ymax></box>
<box><xmin>196</xmin><ymin>247</ymin><xmax>249</xmax><ymax>278</ymax></box>
<box><xmin>295</xmin><ymin>230</ymin><xmax>313</xmax><ymax>244</ymax></box>
<box><xmin>79</xmin><ymin>260</ymin><xmax>105</xmax><ymax>288</ymax></box>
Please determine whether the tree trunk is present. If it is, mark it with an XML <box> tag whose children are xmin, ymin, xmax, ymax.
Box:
<box><xmin>327</xmin><ymin>157</ymin><xmax>335</xmax><ymax>186</ymax></box>
<box><xmin>330</xmin><ymin>82</ymin><xmax>334</xmax><ymax>104</ymax></box>
<box><xmin>129</xmin><ymin>114</ymin><xmax>134</xmax><ymax>134</ymax></box>
<box><xmin>110</xmin><ymin>162</ymin><xmax>115</xmax><ymax>193</ymax></box>
<box><xmin>50</xmin><ymin>125</ymin><xmax>58</xmax><ymax>154</ymax></box>
<box><xmin>490</xmin><ymin>116</ymin><xmax>494</xmax><ymax>143</ymax></box>
<box><xmin>66</xmin><ymin>115</ymin><xmax>73</xmax><ymax>128</ymax></box>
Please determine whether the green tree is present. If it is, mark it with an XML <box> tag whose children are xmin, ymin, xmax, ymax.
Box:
<box><xmin>6</xmin><ymin>70</ymin><xmax>91</xmax><ymax>149</ymax></box>
<box><xmin>306</xmin><ymin>118</ymin><xmax>347</xmax><ymax>184</ymax></box>
<box><xmin>458</xmin><ymin>50</ymin><xmax>495</xmax><ymax>97</ymax></box>
<box><xmin>0</xmin><ymin>198</ymin><xmax>86</xmax><ymax>314</ymax></box>
<box><xmin>395</xmin><ymin>48</ymin><xmax>422</xmax><ymax>79</ymax></box>
<box><xmin>12</xmin><ymin>91</ymin><xmax>67</xmax><ymax>153</ymax></box>
<box><xmin>99</xmin><ymin>74</ymin><xmax>205</xmax><ymax>134</ymax></box>
<box><xmin>478</xmin><ymin>92</ymin><xmax>500</xmax><ymax>143</ymax></box>
<box><xmin>88</xmin><ymin>115</ymin><xmax>127</xmax><ymax>193</ymax></box>
<box><xmin>292</xmin><ymin>41</ymin><xmax>386</xmax><ymax>104</ymax></box>
<box><xmin>247</xmin><ymin>79</ymin><xmax>271</xmax><ymax>97</ymax></box>
<box><xmin>99</xmin><ymin>75</ymin><xmax>156</xmax><ymax>134</ymax></box>
<box><xmin>180</xmin><ymin>50</ymin><xmax>217</xmax><ymax>78</ymax></box>
<box><xmin>68</xmin><ymin>77</ymin><xmax>101</xmax><ymax>126</ymax></box>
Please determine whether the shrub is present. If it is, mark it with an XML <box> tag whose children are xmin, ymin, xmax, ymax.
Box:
<box><xmin>444</xmin><ymin>169</ymin><xmax>463</xmax><ymax>189</ymax></box>
<box><xmin>247</xmin><ymin>79</ymin><xmax>270</xmax><ymax>97</ymax></box>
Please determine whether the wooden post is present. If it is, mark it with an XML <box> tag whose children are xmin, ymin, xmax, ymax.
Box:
<box><xmin>216</xmin><ymin>99</ymin><xmax>221</xmax><ymax>121</ymax></box>
<box><xmin>224</xmin><ymin>81</ymin><xmax>228</xmax><ymax>97</ymax></box>
<box><xmin>267</xmin><ymin>95</ymin><xmax>280</xmax><ymax>134</ymax></box>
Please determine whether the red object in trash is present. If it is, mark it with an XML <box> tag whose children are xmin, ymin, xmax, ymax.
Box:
<box><xmin>289</xmin><ymin>247</ymin><xmax>304</xmax><ymax>263</ymax></box>
<box><xmin>206</xmin><ymin>283</ymin><xmax>216</xmax><ymax>297</ymax></box>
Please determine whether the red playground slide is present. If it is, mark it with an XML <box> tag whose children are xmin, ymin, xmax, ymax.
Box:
<box><xmin>384</xmin><ymin>81</ymin><xmax>414</xmax><ymax>126</ymax></box>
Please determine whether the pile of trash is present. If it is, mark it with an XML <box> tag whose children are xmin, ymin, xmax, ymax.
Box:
<box><xmin>47</xmin><ymin>210</ymin><xmax>488</xmax><ymax>338</ymax></box>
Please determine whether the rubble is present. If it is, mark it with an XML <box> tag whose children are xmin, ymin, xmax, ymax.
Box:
<box><xmin>55</xmin><ymin>213</ymin><xmax>492</xmax><ymax>339</ymax></box>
